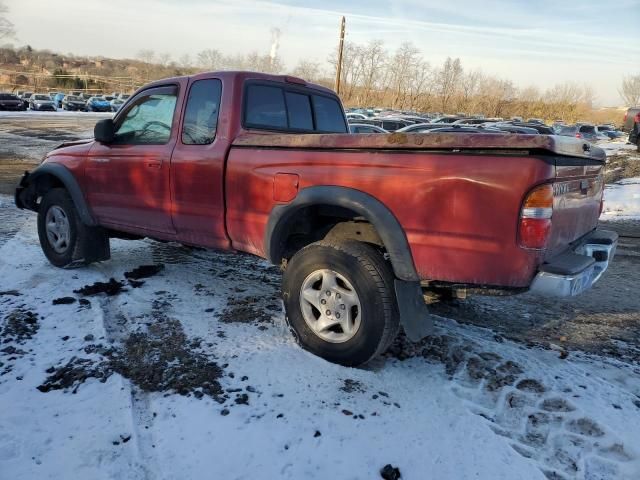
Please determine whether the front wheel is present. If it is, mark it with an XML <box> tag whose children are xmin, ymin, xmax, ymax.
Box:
<box><xmin>282</xmin><ymin>240</ymin><xmax>400</xmax><ymax>367</ymax></box>
<box><xmin>37</xmin><ymin>188</ymin><xmax>109</xmax><ymax>268</ymax></box>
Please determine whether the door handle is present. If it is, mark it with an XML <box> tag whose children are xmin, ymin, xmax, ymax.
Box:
<box><xmin>146</xmin><ymin>162</ymin><xmax>161</xmax><ymax>169</ymax></box>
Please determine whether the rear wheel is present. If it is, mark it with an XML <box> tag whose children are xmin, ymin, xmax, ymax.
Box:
<box><xmin>282</xmin><ymin>240</ymin><xmax>400</xmax><ymax>366</ymax></box>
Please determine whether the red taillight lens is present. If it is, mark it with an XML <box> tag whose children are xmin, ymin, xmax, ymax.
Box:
<box><xmin>519</xmin><ymin>184</ymin><xmax>553</xmax><ymax>249</ymax></box>
<box><xmin>519</xmin><ymin>218</ymin><xmax>552</xmax><ymax>249</ymax></box>
<box><xmin>624</xmin><ymin>113</ymin><xmax>628</xmax><ymax>123</ymax></box>
<box><xmin>575</xmin><ymin>133</ymin><xmax>582</xmax><ymax>138</ymax></box>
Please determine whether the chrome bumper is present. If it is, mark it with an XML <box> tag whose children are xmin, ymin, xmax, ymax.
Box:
<box><xmin>529</xmin><ymin>229</ymin><xmax>618</xmax><ymax>297</ymax></box>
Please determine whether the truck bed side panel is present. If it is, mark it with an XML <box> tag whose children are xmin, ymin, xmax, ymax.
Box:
<box><xmin>225</xmin><ymin>147</ymin><xmax>554</xmax><ymax>288</ymax></box>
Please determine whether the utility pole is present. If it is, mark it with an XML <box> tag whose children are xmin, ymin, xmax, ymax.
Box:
<box><xmin>334</xmin><ymin>16</ymin><xmax>345</xmax><ymax>95</ymax></box>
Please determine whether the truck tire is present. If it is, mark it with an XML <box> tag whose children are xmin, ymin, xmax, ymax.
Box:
<box><xmin>37</xmin><ymin>188</ymin><xmax>109</xmax><ymax>268</ymax></box>
<box><xmin>282</xmin><ymin>240</ymin><xmax>400</xmax><ymax>366</ymax></box>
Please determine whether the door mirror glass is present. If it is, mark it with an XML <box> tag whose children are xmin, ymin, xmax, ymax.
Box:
<box><xmin>94</xmin><ymin>118</ymin><xmax>115</xmax><ymax>143</ymax></box>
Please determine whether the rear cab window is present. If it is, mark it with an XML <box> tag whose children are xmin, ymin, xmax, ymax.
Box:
<box><xmin>182</xmin><ymin>79</ymin><xmax>222</xmax><ymax>145</ymax></box>
<box><xmin>243</xmin><ymin>81</ymin><xmax>347</xmax><ymax>133</ymax></box>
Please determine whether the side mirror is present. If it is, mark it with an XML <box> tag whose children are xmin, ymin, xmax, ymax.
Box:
<box><xmin>94</xmin><ymin>118</ymin><xmax>115</xmax><ymax>143</ymax></box>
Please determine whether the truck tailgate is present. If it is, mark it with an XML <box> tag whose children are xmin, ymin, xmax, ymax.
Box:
<box><xmin>545</xmin><ymin>158</ymin><xmax>604</xmax><ymax>259</ymax></box>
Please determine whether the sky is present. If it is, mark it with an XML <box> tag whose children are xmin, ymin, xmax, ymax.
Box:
<box><xmin>4</xmin><ymin>0</ymin><xmax>640</xmax><ymax>106</ymax></box>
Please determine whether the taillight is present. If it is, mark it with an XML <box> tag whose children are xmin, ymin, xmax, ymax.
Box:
<box><xmin>519</xmin><ymin>184</ymin><xmax>553</xmax><ymax>249</ymax></box>
<box><xmin>623</xmin><ymin>112</ymin><xmax>628</xmax><ymax>123</ymax></box>
<box><xmin>575</xmin><ymin>133</ymin><xmax>582</xmax><ymax>138</ymax></box>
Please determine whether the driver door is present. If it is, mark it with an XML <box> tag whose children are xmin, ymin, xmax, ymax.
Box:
<box><xmin>86</xmin><ymin>85</ymin><xmax>179</xmax><ymax>234</ymax></box>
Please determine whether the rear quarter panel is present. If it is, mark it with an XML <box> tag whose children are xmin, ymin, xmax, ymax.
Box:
<box><xmin>225</xmin><ymin>147</ymin><xmax>554</xmax><ymax>287</ymax></box>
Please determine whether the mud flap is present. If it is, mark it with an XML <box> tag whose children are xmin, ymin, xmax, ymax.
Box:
<box><xmin>394</xmin><ymin>280</ymin><xmax>434</xmax><ymax>341</ymax></box>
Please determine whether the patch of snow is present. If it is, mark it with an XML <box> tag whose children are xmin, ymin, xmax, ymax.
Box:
<box><xmin>1</xmin><ymin>207</ymin><xmax>639</xmax><ymax>479</ymax></box>
<box><xmin>602</xmin><ymin>177</ymin><xmax>640</xmax><ymax>219</ymax></box>
<box><xmin>598</xmin><ymin>139</ymin><xmax>637</xmax><ymax>157</ymax></box>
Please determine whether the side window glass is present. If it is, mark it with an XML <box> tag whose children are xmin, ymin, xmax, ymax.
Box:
<box><xmin>182</xmin><ymin>79</ymin><xmax>222</xmax><ymax>145</ymax></box>
<box><xmin>285</xmin><ymin>92</ymin><xmax>313</xmax><ymax>130</ymax></box>
<box><xmin>115</xmin><ymin>91</ymin><xmax>177</xmax><ymax>145</ymax></box>
<box><xmin>313</xmin><ymin>95</ymin><xmax>347</xmax><ymax>133</ymax></box>
<box><xmin>245</xmin><ymin>85</ymin><xmax>287</xmax><ymax>129</ymax></box>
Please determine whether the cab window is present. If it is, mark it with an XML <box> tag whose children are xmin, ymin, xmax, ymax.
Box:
<box><xmin>182</xmin><ymin>79</ymin><xmax>222</xmax><ymax>145</ymax></box>
<box><xmin>114</xmin><ymin>88</ymin><xmax>177</xmax><ymax>145</ymax></box>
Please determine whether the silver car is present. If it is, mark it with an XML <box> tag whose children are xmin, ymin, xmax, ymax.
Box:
<box><xmin>29</xmin><ymin>94</ymin><xmax>57</xmax><ymax>111</ymax></box>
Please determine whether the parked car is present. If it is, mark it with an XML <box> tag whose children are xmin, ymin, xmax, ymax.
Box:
<box><xmin>397</xmin><ymin>123</ymin><xmax>477</xmax><ymax>133</ymax></box>
<box><xmin>622</xmin><ymin>107</ymin><xmax>640</xmax><ymax>133</ymax></box>
<box><xmin>557</xmin><ymin>124</ymin><xmax>598</xmax><ymax>142</ymax></box>
<box><xmin>80</xmin><ymin>93</ymin><xmax>92</xmax><ymax>100</ymax></box>
<box><xmin>0</xmin><ymin>92</ymin><xmax>26</xmax><ymax>111</ymax></box>
<box><xmin>346</xmin><ymin>113</ymin><xmax>367</xmax><ymax>121</ymax></box>
<box><xmin>53</xmin><ymin>93</ymin><xmax>66</xmax><ymax>108</ymax></box>
<box><xmin>19</xmin><ymin>92</ymin><xmax>33</xmax><ymax>109</ymax></box>
<box><xmin>119</xmin><ymin>94</ymin><xmax>131</xmax><ymax>101</ymax></box>
<box><xmin>110</xmin><ymin>98</ymin><xmax>125</xmax><ymax>112</ymax></box>
<box><xmin>86</xmin><ymin>96</ymin><xmax>112</xmax><ymax>112</ymax></box>
<box><xmin>354</xmin><ymin>118</ymin><xmax>414</xmax><ymax>131</ymax></box>
<box><xmin>527</xmin><ymin>118</ymin><xmax>545</xmax><ymax>125</ymax></box>
<box><xmin>501</xmin><ymin>122</ymin><xmax>555</xmax><ymax>135</ymax></box>
<box><xmin>489</xmin><ymin>124</ymin><xmax>540</xmax><ymax>134</ymax></box>
<box><xmin>430</xmin><ymin>116</ymin><xmax>465</xmax><ymax>124</ymax></box>
<box><xmin>452</xmin><ymin>118</ymin><xmax>490</xmax><ymax>125</ymax></box>
<box><xmin>349</xmin><ymin>123</ymin><xmax>388</xmax><ymax>134</ymax></box>
<box><xmin>61</xmin><ymin>95</ymin><xmax>87</xmax><ymax>111</ymax></box>
<box><xmin>16</xmin><ymin>71</ymin><xmax>617</xmax><ymax>367</ymax></box>
<box><xmin>29</xmin><ymin>94</ymin><xmax>57</xmax><ymax>111</ymax></box>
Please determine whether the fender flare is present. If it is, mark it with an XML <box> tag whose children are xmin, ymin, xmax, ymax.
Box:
<box><xmin>16</xmin><ymin>163</ymin><xmax>97</xmax><ymax>226</ymax></box>
<box><xmin>265</xmin><ymin>186</ymin><xmax>419</xmax><ymax>281</ymax></box>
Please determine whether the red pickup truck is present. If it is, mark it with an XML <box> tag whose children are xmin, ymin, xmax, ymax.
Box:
<box><xmin>15</xmin><ymin>71</ymin><xmax>617</xmax><ymax>366</ymax></box>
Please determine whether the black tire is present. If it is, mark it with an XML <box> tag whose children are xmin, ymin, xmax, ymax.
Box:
<box><xmin>282</xmin><ymin>240</ymin><xmax>400</xmax><ymax>367</ymax></box>
<box><xmin>37</xmin><ymin>188</ymin><xmax>109</xmax><ymax>268</ymax></box>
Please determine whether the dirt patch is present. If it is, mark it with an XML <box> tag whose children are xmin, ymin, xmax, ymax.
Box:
<box><xmin>52</xmin><ymin>297</ymin><xmax>76</xmax><ymax>305</ymax></box>
<box><xmin>0</xmin><ymin>308</ymin><xmax>39</xmax><ymax>344</ymax></box>
<box><xmin>74</xmin><ymin>279</ymin><xmax>126</xmax><ymax>297</ymax></box>
<box><xmin>37</xmin><ymin>357</ymin><xmax>112</xmax><ymax>393</ymax></box>
<box><xmin>604</xmin><ymin>153</ymin><xmax>640</xmax><ymax>184</ymax></box>
<box><xmin>220</xmin><ymin>296</ymin><xmax>277</xmax><ymax>325</ymax></box>
<box><xmin>340</xmin><ymin>378</ymin><xmax>366</xmax><ymax>394</ymax></box>
<box><xmin>124</xmin><ymin>264</ymin><xmax>165</xmax><ymax>280</ymax></box>
<box><xmin>108</xmin><ymin>319</ymin><xmax>224</xmax><ymax>399</ymax></box>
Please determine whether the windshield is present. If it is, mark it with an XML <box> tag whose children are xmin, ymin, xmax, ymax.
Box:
<box><xmin>33</xmin><ymin>95</ymin><xmax>50</xmax><ymax>100</ymax></box>
<box><xmin>67</xmin><ymin>96</ymin><xmax>81</xmax><ymax>101</ymax></box>
<box><xmin>0</xmin><ymin>94</ymin><xmax>18</xmax><ymax>100</ymax></box>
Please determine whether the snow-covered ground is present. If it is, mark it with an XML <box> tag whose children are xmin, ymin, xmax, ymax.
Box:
<box><xmin>598</xmin><ymin>139</ymin><xmax>637</xmax><ymax>158</ymax></box>
<box><xmin>602</xmin><ymin>177</ymin><xmax>640</xmax><ymax>219</ymax></box>
<box><xmin>1</xmin><ymin>198</ymin><xmax>639</xmax><ymax>480</ymax></box>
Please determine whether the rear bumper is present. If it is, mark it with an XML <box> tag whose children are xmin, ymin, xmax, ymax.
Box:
<box><xmin>529</xmin><ymin>229</ymin><xmax>617</xmax><ymax>297</ymax></box>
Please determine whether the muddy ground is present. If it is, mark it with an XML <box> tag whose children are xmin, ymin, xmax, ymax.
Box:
<box><xmin>0</xmin><ymin>112</ymin><xmax>106</xmax><ymax>194</ymax></box>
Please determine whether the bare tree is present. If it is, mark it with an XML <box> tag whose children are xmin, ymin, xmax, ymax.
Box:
<box><xmin>197</xmin><ymin>49</ymin><xmax>223</xmax><ymax>70</ymax></box>
<box><xmin>360</xmin><ymin>40</ymin><xmax>386</xmax><ymax>105</ymax></box>
<box><xmin>0</xmin><ymin>1</ymin><xmax>15</xmax><ymax>41</ymax></box>
<box><xmin>157</xmin><ymin>52</ymin><xmax>171</xmax><ymax>67</ymax></box>
<box><xmin>436</xmin><ymin>57</ymin><xmax>463</xmax><ymax>112</ymax></box>
<box><xmin>458</xmin><ymin>69</ymin><xmax>482</xmax><ymax>113</ymax></box>
<box><xmin>620</xmin><ymin>74</ymin><xmax>640</xmax><ymax>107</ymax></box>
<box><xmin>291</xmin><ymin>60</ymin><xmax>321</xmax><ymax>81</ymax></box>
<box><xmin>136</xmin><ymin>49</ymin><xmax>155</xmax><ymax>64</ymax></box>
<box><xmin>389</xmin><ymin>42</ymin><xmax>421</xmax><ymax>108</ymax></box>
<box><xmin>178</xmin><ymin>54</ymin><xmax>193</xmax><ymax>69</ymax></box>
